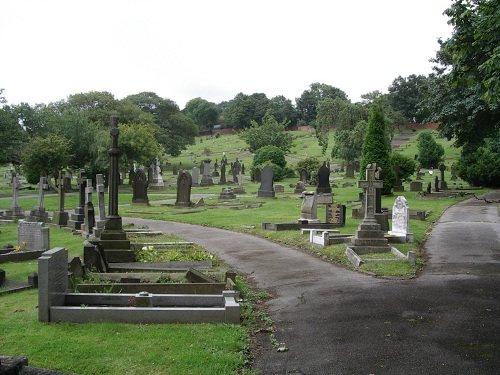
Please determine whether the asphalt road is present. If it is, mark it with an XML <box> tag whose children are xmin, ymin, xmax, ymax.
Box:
<box><xmin>123</xmin><ymin>191</ymin><xmax>500</xmax><ymax>375</ymax></box>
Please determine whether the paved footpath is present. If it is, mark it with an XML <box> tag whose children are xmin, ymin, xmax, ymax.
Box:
<box><xmin>123</xmin><ymin>191</ymin><xmax>500</xmax><ymax>375</ymax></box>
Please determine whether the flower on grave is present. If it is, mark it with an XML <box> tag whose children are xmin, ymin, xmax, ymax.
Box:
<box><xmin>15</xmin><ymin>241</ymin><xmax>28</xmax><ymax>252</ymax></box>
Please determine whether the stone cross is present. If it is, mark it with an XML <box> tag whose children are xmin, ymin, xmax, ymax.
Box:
<box><xmin>77</xmin><ymin>169</ymin><xmax>87</xmax><ymax>210</ymax></box>
<box><xmin>85</xmin><ymin>178</ymin><xmax>93</xmax><ymax>204</ymax></box>
<box><xmin>11</xmin><ymin>175</ymin><xmax>21</xmax><ymax>207</ymax></box>
<box><xmin>96</xmin><ymin>174</ymin><xmax>106</xmax><ymax>221</ymax></box>
<box><xmin>36</xmin><ymin>177</ymin><xmax>48</xmax><ymax>210</ymax></box>
<box><xmin>57</xmin><ymin>171</ymin><xmax>65</xmax><ymax>212</ymax></box>
<box><xmin>358</xmin><ymin>163</ymin><xmax>383</xmax><ymax>220</ymax></box>
<box><xmin>108</xmin><ymin>116</ymin><xmax>121</xmax><ymax>217</ymax></box>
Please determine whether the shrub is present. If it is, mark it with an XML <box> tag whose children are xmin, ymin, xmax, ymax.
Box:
<box><xmin>455</xmin><ymin>146</ymin><xmax>500</xmax><ymax>188</ymax></box>
<box><xmin>390</xmin><ymin>152</ymin><xmax>417</xmax><ymax>181</ymax></box>
<box><xmin>416</xmin><ymin>132</ymin><xmax>444</xmax><ymax>168</ymax></box>
<box><xmin>295</xmin><ymin>157</ymin><xmax>322</xmax><ymax>178</ymax></box>
<box><xmin>252</xmin><ymin>145</ymin><xmax>286</xmax><ymax>168</ymax></box>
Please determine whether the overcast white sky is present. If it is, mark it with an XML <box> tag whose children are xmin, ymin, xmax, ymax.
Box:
<box><xmin>1</xmin><ymin>0</ymin><xmax>453</xmax><ymax>109</ymax></box>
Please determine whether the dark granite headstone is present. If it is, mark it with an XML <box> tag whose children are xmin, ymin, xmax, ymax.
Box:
<box><xmin>253</xmin><ymin>168</ymin><xmax>261</xmax><ymax>183</ymax></box>
<box><xmin>316</xmin><ymin>162</ymin><xmax>331</xmax><ymax>194</ymax></box>
<box><xmin>132</xmin><ymin>168</ymin><xmax>149</xmax><ymax>205</ymax></box>
<box><xmin>258</xmin><ymin>166</ymin><xmax>275</xmax><ymax>198</ymax></box>
<box><xmin>175</xmin><ymin>170</ymin><xmax>192</xmax><ymax>207</ymax></box>
<box><xmin>300</xmin><ymin>168</ymin><xmax>308</xmax><ymax>183</ymax></box>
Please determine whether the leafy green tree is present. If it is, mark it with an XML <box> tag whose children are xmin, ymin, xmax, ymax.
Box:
<box><xmin>295</xmin><ymin>83</ymin><xmax>348</xmax><ymax>126</ymax></box>
<box><xmin>223</xmin><ymin>93</ymin><xmax>272</xmax><ymax>129</ymax></box>
<box><xmin>182</xmin><ymin>98</ymin><xmax>220</xmax><ymax>131</ymax></box>
<box><xmin>390</xmin><ymin>152</ymin><xmax>417</xmax><ymax>181</ymax></box>
<box><xmin>251</xmin><ymin>145</ymin><xmax>288</xmax><ymax>181</ymax></box>
<box><xmin>456</xmin><ymin>145</ymin><xmax>500</xmax><ymax>188</ymax></box>
<box><xmin>126</xmin><ymin>92</ymin><xmax>198</xmax><ymax>156</ymax></box>
<box><xmin>388</xmin><ymin>74</ymin><xmax>430</xmax><ymax>122</ymax></box>
<box><xmin>21</xmin><ymin>135</ymin><xmax>74</xmax><ymax>186</ymax></box>
<box><xmin>295</xmin><ymin>157</ymin><xmax>322</xmax><ymax>179</ymax></box>
<box><xmin>360</xmin><ymin>105</ymin><xmax>395</xmax><ymax>194</ymax></box>
<box><xmin>0</xmin><ymin>105</ymin><xmax>27</xmax><ymax>164</ymax></box>
<box><xmin>416</xmin><ymin>132</ymin><xmax>445</xmax><ymax>168</ymax></box>
<box><xmin>239</xmin><ymin>110</ymin><xmax>293</xmax><ymax>152</ymax></box>
<box><xmin>270</xmin><ymin>95</ymin><xmax>298</xmax><ymax>126</ymax></box>
<box><xmin>119</xmin><ymin>122</ymin><xmax>161</xmax><ymax>169</ymax></box>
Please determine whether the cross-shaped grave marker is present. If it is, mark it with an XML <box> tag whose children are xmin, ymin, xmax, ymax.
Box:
<box><xmin>358</xmin><ymin>163</ymin><xmax>383</xmax><ymax>221</ymax></box>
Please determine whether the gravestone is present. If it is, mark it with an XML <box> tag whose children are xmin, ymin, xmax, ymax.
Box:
<box><xmin>316</xmin><ymin>162</ymin><xmax>332</xmax><ymax>194</ymax></box>
<box><xmin>67</xmin><ymin>169</ymin><xmax>86</xmax><ymax>230</ymax></box>
<box><xmin>38</xmin><ymin>247</ymin><xmax>68</xmax><ymax>322</ymax></box>
<box><xmin>294</xmin><ymin>181</ymin><xmax>306</xmax><ymax>194</ymax></box>
<box><xmin>345</xmin><ymin>161</ymin><xmax>355</xmax><ymax>178</ymax></box>
<box><xmin>233</xmin><ymin>172</ymin><xmax>246</xmax><ymax>194</ymax></box>
<box><xmin>388</xmin><ymin>196</ymin><xmax>414</xmax><ymax>242</ymax></box>
<box><xmin>241</xmin><ymin>163</ymin><xmax>245</xmax><ymax>175</ymax></box>
<box><xmin>191</xmin><ymin>167</ymin><xmax>199</xmax><ymax>186</ymax></box>
<box><xmin>132</xmin><ymin>167</ymin><xmax>150</xmax><ymax>205</ymax></box>
<box><xmin>427</xmin><ymin>182</ymin><xmax>432</xmax><ymax>194</ymax></box>
<box><xmin>212</xmin><ymin>159</ymin><xmax>220</xmax><ymax>177</ymax></box>
<box><xmin>354</xmin><ymin>160</ymin><xmax>360</xmax><ymax>173</ymax></box>
<box><xmin>27</xmin><ymin>176</ymin><xmax>50</xmax><ymax>222</ymax></box>
<box><xmin>438</xmin><ymin>163</ymin><xmax>448</xmax><ymax>190</ymax></box>
<box><xmin>200</xmin><ymin>158</ymin><xmax>214</xmax><ymax>186</ymax></box>
<box><xmin>149</xmin><ymin>157</ymin><xmax>165</xmax><ymax>188</ymax></box>
<box><xmin>433</xmin><ymin>176</ymin><xmax>440</xmax><ymax>192</ymax></box>
<box><xmin>18</xmin><ymin>220</ymin><xmax>50</xmax><ymax>251</ymax></box>
<box><xmin>83</xmin><ymin>178</ymin><xmax>95</xmax><ymax>235</ymax></box>
<box><xmin>99</xmin><ymin>116</ymin><xmax>132</xmax><ymax>263</ymax></box>
<box><xmin>450</xmin><ymin>164</ymin><xmax>457</xmax><ymax>181</ymax></box>
<box><xmin>393</xmin><ymin>164</ymin><xmax>404</xmax><ymax>192</ymax></box>
<box><xmin>257</xmin><ymin>165</ymin><xmax>275</xmax><ymax>198</ymax></box>
<box><xmin>232</xmin><ymin>159</ymin><xmax>241</xmax><ymax>183</ymax></box>
<box><xmin>172</xmin><ymin>165</ymin><xmax>178</xmax><ymax>176</ymax></box>
<box><xmin>128</xmin><ymin>167</ymin><xmax>135</xmax><ymax>185</ymax></box>
<box><xmin>326</xmin><ymin>202</ymin><xmax>346</xmax><ymax>226</ymax></box>
<box><xmin>219</xmin><ymin>187</ymin><xmax>236</xmax><ymax>200</ymax></box>
<box><xmin>63</xmin><ymin>175</ymin><xmax>72</xmax><ymax>191</ymax></box>
<box><xmin>219</xmin><ymin>163</ymin><xmax>227</xmax><ymax>184</ymax></box>
<box><xmin>348</xmin><ymin>163</ymin><xmax>390</xmax><ymax>254</ymax></box>
<box><xmin>93</xmin><ymin>174</ymin><xmax>106</xmax><ymax>238</ymax></box>
<box><xmin>409</xmin><ymin>181</ymin><xmax>423</xmax><ymax>192</ymax></box>
<box><xmin>3</xmin><ymin>174</ymin><xmax>25</xmax><ymax>220</ymax></box>
<box><xmin>298</xmin><ymin>191</ymin><xmax>319</xmax><ymax>223</ymax></box>
<box><xmin>253</xmin><ymin>168</ymin><xmax>261</xmax><ymax>183</ymax></box>
<box><xmin>52</xmin><ymin>171</ymin><xmax>69</xmax><ymax>226</ymax></box>
<box><xmin>300</xmin><ymin>169</ymin><xmax>308</xmax><ymax>183</ymax></box>
<box><xmin>274</xmin><ymin>184</ymin><xmax>285</xmax><ymax>194</ymax></box>
<box><xmin>175</xmin><ymin>170</ymin><xmax>193</xmax><ymax>207</ymax></box>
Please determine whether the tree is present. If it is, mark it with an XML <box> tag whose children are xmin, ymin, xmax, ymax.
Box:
<box><xmin>251</xmin><ymin>145</ymin><xmax>288</xmax><ymax>181</ymax></box>
<box><xmin>269</xmin><ymin>95</ymin><xmax>298</xmax><ymax>126</ymax></box>
<box><xmin>455</xmin><ymin>142</ymin><xmax>500</xmax><ymax>187</ymax></box>
<box><xmin>390</xmin><ymin>152</ymin><xmax>417</xmax><ymax>181</ymax></box>
<box><xmin>126</xmin><ymin>92</ymin><xmax>198</xmax><ymax>156</ymax></box>
<box><xmin>388</xmin><ymin>74</ymin><xmax>430</xmax><ymax>122</ymax></box>
<box><xmin>119</xmin><ymin>122</ymin><xmax>161</xmax><ymax>168</ymax></box>
<box><xmin>360</xmin><ymin>105</ymin><xmax>395</xmax><ymax>194</ymax></box>
<box><xmin>316</xmin><ymin>97</ymin><xmax>368</xmax><ymax>158</ymax></box>
<box><xmin>239</xmin><ymin>110</ymin><xmax>293</xmax><ymax>152</ymax></box>
<box><xmin>416</xmin><ymin>132</ymin><xmax>445</xmax><ymax>168</ymax></box>
<box><xmin>223</xmin><ymin>93</ymin><xmax>271</xmax><ymax>129</ymax></box>
<box><xmin>295</xmin><ymin>83</ymin><xmax>348</xmax><ymax>125</ymax></box>
<box><xmin>0</xmin><ymin>104</ymin><xmax>27</xmax><ymax>164</ymax></box>
<box><xmin>21</xmin><ymin>135</ymin><xmax>74</xmax><ymax>186</ymax></box>
<box><xmin>182</xmin><ymin>98</ymin><xmax>220</xmax><ymax>131</ymax></box>
<box><xmin>422</xmin><ymin>0</ymin><xmax>500</xmax><ymax>153</ymax></box>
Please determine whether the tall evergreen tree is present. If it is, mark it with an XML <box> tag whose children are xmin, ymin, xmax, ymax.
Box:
<box><xmin>360</xmin><ymin>105</ymin><xmax>395</xmax><ymax>194</ymax></box>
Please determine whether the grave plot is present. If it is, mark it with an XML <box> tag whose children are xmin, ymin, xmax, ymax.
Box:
<box><xmin>39</xmin><ymin>248</ymin><xmax>240</xmax><ymax>324</ymax></box>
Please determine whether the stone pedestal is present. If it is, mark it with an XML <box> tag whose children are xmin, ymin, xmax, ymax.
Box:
<box><xmin>349</xmin><ymin>218</ymin><xmax>390</xmax><ymax>254</ymax></box>
<box><xmin>27</xmin><ymin>207</ymin><xmax>50</xmax><ymax>223</ymax></box>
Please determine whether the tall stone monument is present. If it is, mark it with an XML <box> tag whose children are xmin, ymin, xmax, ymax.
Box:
<box><xmin>3</xmin><ymin>174</ymin><xmax>25</xmax><ymax>220</ymax></box>
<box><xmin>52</xmin><ymin>171</ymin><xmax>69</xmax><ymax>226</ymax></box>
<box><xmin>67</xmin><ymin>170</ymin><xmax>86</xmax><ymax>230</ymax></box>
<box><xmin>99</xmin><ymin>116</ymin><xmax>132</xmax><ymax>262</ymax></box>
<box><xmin>257</xmin><ymin>165</ymin><xmax>275</xmax><ymax>198</ymax></box>
<box><xmin>316</xmin><ymin>162</ymin><xmax>332</xmax><ymax>194</ymax></box>
<box><xmin>93</xmin><ymin>174</ymin><xmax>106</xmax><ymax>238</ymax></box>
<box><xmin>27</xmin><ymin>176</ymin><xmax>50</xmax><ymax>222</ymax></box>
<box><xmin>348</xmin><ymin>163</ymin><xmax>390</xmax><ymax>254</ymax></box>
<box><xmin>132</xmin><ymin>167</ymin><xmax>149</xmax><ymax>205</ymax></box>
<box><xmin>175</xmin><ymin>170</ymin><xmax>193</xmax><ymax>207</ymax></box>
<box><xmin>200</xmin><ymin>158</ymin><xmax>214</xmax><ymax>186</ymax></box>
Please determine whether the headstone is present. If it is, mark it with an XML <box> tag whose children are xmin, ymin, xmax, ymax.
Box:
<box><xmin>99</xmin><ymin>116</ymin><xmax>132</xmax><ymax>263</ymax></box>
<box><xmin>191</xmin><ymin>167</ymin><xmax>199</xmax><ymax>186</ymax></box>
<box><xmin>345</xmin><ymin>161</ymin><xmax>355</xmax><ymax>178</ymax></box>
<box><xmin>233</xmin><ymin>172</ymin><xmax>246</xmax><ymax>194</ymax></box>
<box><xmin>200</xmin><ymin>158</ymin><xmax>214</xmax><ymax>186</ymax></box>
<box><xmin>132</xmin><ymin>167</ymin><xmax>150</xmax><ymax>205</ymax></box>
<box><xmin>316</xmin><ymin>162</ymin><xmax>332</xmax><ymax>194</ymax></box>
<box><xmin>257</xmin><ymin>165</ymin><xmax>275</xmax><ymax>198</ymax></box>
<box><xmin>2</xmin><ymin>174</ymin><xmax>25</xmax><ymax>220</ymax></box>
<box><xmin>149</xmin><ymin>156</ymin><xmax>165</xmax><ymax>188</ymax></box>
<box><xmin>212</xmin><ymin>159</ymin><xmax>220</xmax><ymax>177</ymax></box>
<box><xmin>274</xmin><ymin>184</ymin><xmax>285</xmax><ymax>194</ymax></box>
<box><xmin>128</xmin><ymin>167</ymin><xmax>135</xmax><ymax>185</ymax></box>
<box><xmin>354</xmin><ymin>160</ymin><xmax>360</xmax><ymax>173</ymax></box>
<box><xmin>427</xmin><ymin>182</ymin><xmax>432</xmax><ymax>194</ymax></box>
<box><xmin>52</xmin><ymin>171</ymin><xmax>69</xmax><ymax>226</ymax></box>
<box><xmin>172</xmin><ymin>165</ymin><xmax>178</xmax><ymax>176</ymax></box>
<box><xmin>388</xmin><ymin>196</ymin><xmax>414</xmax><ymax>242</ymax></box>
<box><xmin>93</xmin><ymin>174</ymin><xmax>106</xmax><ymax>238</ymax></box>
<box><xmin>348</xmin><ymin>163</ymin><xmax>390</xmax><ymax>254</ymax></box>
<box><xmin>175</xmin><ymin>170</ymin><xmax>193</xmax><ymax>207</ymax></box>
<box><xmin>18</xmin><ymin>220</ymin><xmax>49</xmax><ymax>251</ymax></box>
<box><xmin>27</xmin><ymin>176</ymin><xmax>50</xmax><ymax>222</ymax></box>
<box><xmin>393</xmin><ymin>164</ymin><xmax>404</xmax><ymax>192</ymax></box>
<box><xmin>433</xmin><ymin>176</ymin><xmax>439</xmax><ymax>192</ymax></box>
<box><xmin>326</xmin><ymin>203</ymin><xmax>346</xmax><ymax>226</ymax></box>
<box><xmin>63</xmin><ymin>175</ymin><xmax>72</xmax><ymax>191</ymax></box>
<box><xmin>219</xmin><ymin>163</ymin><xmax>227</xmax><ymax>184</ymax></box>
<box><xmin>232</xmin><ymin>159</ymin><xmax>241</xmax><ymax>183</ymax></box>
<box><xmin>438</xmin><ymin>163</ymin><xmax>448</xmax><ymax>190</ymax></box>
<box><xmin>67</xmin><ymin>169</ymin><xmax>86</xmax><ymax>230</ymax></box>
<box><xmin>241</xmin><ymin>163</ymin><xmax>245</xmax><ymax>175</ymax></box>
<box><xmin>450</xmin><ymin>164</ymin><xmax>457</xmax><ymax>181</ymax></box>
<box><xmin>219</xmin><ymin>187</ymin><xmax>236</xmax><ymax>200</ymax></box>
<box><xmin>300</xmin><ymin>169</ymin><xmax>308</xmax><ymax>183</ymax></box>
<box><xmin>294</xmin><ymin>181</ymin><xmax>306</xmax><ymax>194</ymax></box>
<box><xmin>409</xmin><ymin>181</ymin><xmax>423</xmax><ymax>192</ymax></box>
<box><xmin>298</xmin><ymin>191</ymin><xmax>319</xmax><ymax>223</ymax></box>
<box><xmin>83</xmin><ymin>178</ymin><xmax>95</xmax><ymax>235</ymax></box>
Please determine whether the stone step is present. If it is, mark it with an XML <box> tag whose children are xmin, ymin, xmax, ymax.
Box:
<box><xmin>351</xmin><ymin>238</ymin><xmax>389</xmax><ymax>247</ymax></box>
<box><xmin>349</xmin><ymin>245</ymin><xmax>392</xmax><ymax>255</ymax></box>
<box><xmin>355</xmin><ymin>230</ymin><xmax>386</xmax><ymax>239</ymax></box>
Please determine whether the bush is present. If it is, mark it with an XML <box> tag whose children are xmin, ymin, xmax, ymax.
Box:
<box><xmin>390</xmin><ymin>152</ymin><xmax>417</xmax><ymax>181</ymax></box>
<box><xmin>252</xmin><ymin>145</ymin><xmax>286</xmax><ymax>168</ymax></box>
<box><xmin>295</xmin><ymin>157</ymin><xmax>322</xmax><ymax>179</ymax></box>
<box><xmin>416</xmin><ymin>132</ymin><xmax>444</xmax><ymax>168</ymax></box>
<box><xmin>455</xmin><ymin>147</ymin><xmax>500</xmax><ymax>188</ymax></box>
